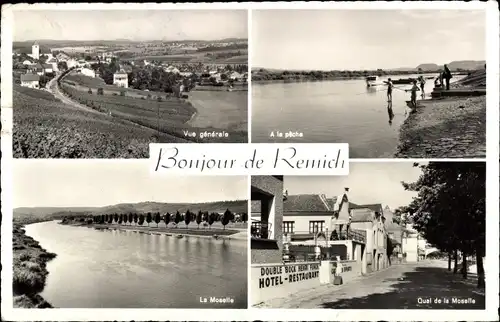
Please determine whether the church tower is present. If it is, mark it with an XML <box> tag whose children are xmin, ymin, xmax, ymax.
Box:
<box><xmin>32</xmin><ymin>42</ymin><xmax>40</xmax><ymax>60</ymax></box>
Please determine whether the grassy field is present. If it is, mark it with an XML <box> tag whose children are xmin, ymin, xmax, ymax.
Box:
<box><xmin>13</xmin><ymin>222</ymin><xmax>56</xmax><ymax>308</ymax></box>
<box><xmin>61</xmin><ymin>74</ymin><xmax>248</xmax><ymax>142</ymax></box>
<box><xmin>81</xmin><ymin>222</ymin><xmax>241</xmax><ymax>236</ymax></box>
<box><xmin>13</xmin><ymin>85</ymin><xmax>187</xmax><ymax>158</ymax></box>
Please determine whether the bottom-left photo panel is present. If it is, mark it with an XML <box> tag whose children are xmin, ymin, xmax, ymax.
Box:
<box><xmin>11</xmin><ymin>160</ymin><xmax>248</xmax><ymax>309</ymax></box>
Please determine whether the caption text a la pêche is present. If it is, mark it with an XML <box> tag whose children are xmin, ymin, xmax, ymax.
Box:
<box><xmin>270</xmin><ymin>130</ymin><xmax>304</xmax><ymax>139</ymax></box>
<box><xmin>153</xmin><ymin>145</ymin><xmax>347</xmax><ymax>174</ymax></box>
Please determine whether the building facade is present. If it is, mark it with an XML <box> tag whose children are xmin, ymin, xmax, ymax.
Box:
<box><xmin>20</xmin><ymin>74</ymin><xmax>40</xmax><ymax>89</ymax></box>
<box><xmin>251</xmin><ymin>176</ymin><xmax>284</xmax><ymax>264</ymax></box>
<box><xmin>113</xmin><ymin>72</ymin><xmax>129</xmax><ymax>88</ymax></box>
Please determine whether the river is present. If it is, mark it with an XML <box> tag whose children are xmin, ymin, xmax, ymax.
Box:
<box><xmin>24</xmin><ymin>221</ymin><xmax>247</xmax><ymax>308</ymax></box>
<box><xmin>252</xmin><ymin>74</ymin><xmax>447</xmax><ymax>158</ymax></box>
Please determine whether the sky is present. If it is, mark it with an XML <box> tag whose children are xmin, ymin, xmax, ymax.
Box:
<box><xmin>284</xmin><ymin>162</ymin><xmax>426</xmax><ymax>210</ymax></box>
<box><xmin>13</xmin><ymin>161</ymin><xmax>248</xmax><ymax>207</ymax></box>
<box><xmin>253</xmin><ymin>9</ymin><xmax>486</xmax><ymax>70</ymax></box>
<box><xmin>13</xmin><ymin>10</ymin><xmax>247</xmax><ymax>41</ymax></box>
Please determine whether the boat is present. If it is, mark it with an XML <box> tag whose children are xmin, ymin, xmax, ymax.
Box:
<box><xmin>392</xmin><ymin>78</ymin><xmax>416</xmax><ymax>85</ymax></box>
<box><xmin>176</xmin><ymin>234</ymin><xmax>184</xmax><ymax>239</ymax></box>
<box><xmin>365</xmin><ymin>75</ymin><xmax>379</xmax><ymax>87</ymax></box>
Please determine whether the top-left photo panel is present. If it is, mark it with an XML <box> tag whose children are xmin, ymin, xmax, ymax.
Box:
<box><xmin>11</xmin><ymin>8</ymin><xmax>249</xmax><ymax>158</ymax></box>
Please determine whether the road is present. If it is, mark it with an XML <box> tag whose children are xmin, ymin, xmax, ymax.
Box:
<box><xmin>257</xmin><ymin>260</ymin><xmax>485</xmax><ymax>309</ymax></box>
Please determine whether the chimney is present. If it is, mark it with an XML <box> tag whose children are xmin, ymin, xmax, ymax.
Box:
<box><xmin>344</xmin><ymin>187</ymin><xmax>349</xmax><ymax>192</ymax></box>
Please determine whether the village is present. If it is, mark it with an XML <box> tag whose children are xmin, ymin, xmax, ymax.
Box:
<box><xmin>14</xmin><ymin>41</ymin><xmax>248</xmax><ymax>93</ymax></box>
<box><xmin>250</xmin><ymin>164</ymin><xmax>486</xmax><ymax>309</ymax></box>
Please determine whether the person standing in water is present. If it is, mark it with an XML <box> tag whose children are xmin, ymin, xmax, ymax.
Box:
<box><xmin>443</xmin><ymin>64</ymin><xmax>452</xmax><ymax>90</ymax></box>
<box><xmin>418</xmin><ymin>76</ymin><xmax>426</xmax><ymax>98</ymax></box>
<box><xmin>405</xmin><ymin>80</ymin><xmax>420</xmax><ymax>110</ymax></box>
<box><xmin>386</xmin><ymin>78</ymin><xmax>394</xmax><ymax>102</ymax></box>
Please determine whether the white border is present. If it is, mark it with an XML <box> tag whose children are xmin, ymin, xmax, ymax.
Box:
<box><xmin>1</xmin><ymin>1</ymin><xmax>498</xmax><ymax>322</ymax></box>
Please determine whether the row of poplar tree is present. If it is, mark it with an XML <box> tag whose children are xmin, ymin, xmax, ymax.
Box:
<box><xmin>90</xmin><ymin>209</ymin><xmax>248</xmax><ymax>230</ymax></box>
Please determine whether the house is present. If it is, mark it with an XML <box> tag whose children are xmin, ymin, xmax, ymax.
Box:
<box><xmin>56</xmin><ymin>53</ymin><xmax>70</xmax><ymax>62</ymax></box>
<box><xmin>80</xmin><ymin>67</ymin><xmax>96</xmax><ymax>78</ymax></box>
<box><xmin>349</xmin><ymin>205</ymin><xmax>388</xmax><ymax>272</ymax></box>
<box><xmin>46</xmin><ymin>57</ymin><xmax>58</xmax><ymax>72</ymax></box>
<box><xmin>42</xmin><ymin>64</ymin><xmax>53</xmax><ymax>74</ymax></box>
<box><xmin>402</xmin><ymin>224</ymin><xmax>420</xmax><ymax>262</ymax></box>
<box><xmin>113</xmin><ymin>71</ymin><xmax>128</xmax><ymax>88</ymax></box>
<box><xmin>20</xmin><ymin>73</ymin><xmax>40</xmax><ymax>89</ymax></box>
<box><xmin>66</xmin><ymin>59</ymin><xmax>78</xmax><ymax>69</ymax></box>
<box><xmin>31</xmin><ymin>63</ymin><xmax>44</xmax><ymax>76</ymax></box>
<box><xmin>30</xmin><ymin>42</ymin><xmax>39</xmax><ymax>60</ymax></box>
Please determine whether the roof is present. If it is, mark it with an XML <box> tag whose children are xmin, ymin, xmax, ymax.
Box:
<box><xmin>325</xmin><ymin>197</ymin><xmax>338</xmax><ymax>210</ymax></box>
<box><xmin>284</xmin><ymin>194</ymin><xmax>331</xmax><ymax>212</ymax></box>
<box><xmin>42</xmin><ymin>64</ymin><xmax>52</xmax><ymax>68</ymax></box>
<box><xmin>350</xmin><ymin>203</ymin><xmax>384</xmax><ymax>214</ymax></box>
<box><xmin>350</xmin><ymin>208</ymin><xmax>373</xmax><ymax>222</ymax></box>
<box><xmin>114</xmin><ymin>71</ymin><xmax>128</xmax><ymax>76</ymax></box>
<box><xmin>21</xmin><ymin>74</ymin><xmax>40</xmax><ymax>82</ymax></box>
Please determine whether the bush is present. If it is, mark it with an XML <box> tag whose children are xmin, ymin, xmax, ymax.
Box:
<box><xmin>112</xmin><ymin>93</ymin><xmax>117</xmax><ymax>96</ymax></box>
<box><xmin>97</xmin><ymin>88</ymin><xmax>104</xmax><ymax>95</ymax></box>
<box><xmin>157</xmin><ymin>96</ymin><xmax>163</xmax><ymax>102</ymax></box>
<box><xmin>120</xmin><ymin>90</ymin><xmax>126</xmax><ymax>96</ymax></box>
<box><xmin>88</xmin><ymin>88</ymin><xmax>92</xmax><ymax>94</ymax></box>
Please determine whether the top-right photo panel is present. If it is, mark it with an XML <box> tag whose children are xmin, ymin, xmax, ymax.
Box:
<box><xmin>251</xmin><ymin>9</ymin><xmax>486</xmax><ymax>159</ymax></box>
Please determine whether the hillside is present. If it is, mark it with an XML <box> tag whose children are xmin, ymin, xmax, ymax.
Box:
<box><xmin>14</xmin><ymin>200</ymin><xmax>248</xmax><ymax>221</ymax></box>
<box><xmin>12</xmin><ymin>85</ymin><xmax>187</xmax><ymax>158</ymax></box>
<box><xmin>416</xmin><ymin>60</ymin><xmax>485</xmax><ymax>72</ymax></box>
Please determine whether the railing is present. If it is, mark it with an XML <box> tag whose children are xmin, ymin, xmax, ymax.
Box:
<box><xmin>251</xmin><ymin>220</ymin><xmax>271</xmax><ymax>239</ymax></box>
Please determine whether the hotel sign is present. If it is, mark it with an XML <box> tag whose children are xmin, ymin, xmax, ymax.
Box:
<box><xmin>258</xmin><ymin>263</ymin><xmax>320</xmax><ymax>289</ymax></box>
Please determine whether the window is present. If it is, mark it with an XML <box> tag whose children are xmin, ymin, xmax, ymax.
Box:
<box><xmin>282</xmin><ymin>221</ymin><xmax>295</xmax><ymax>234</ymax></box>
<box><xmin>309</xmin><ymin>221</ymin><xmax>325</xmax><ymax>233</ymax></box>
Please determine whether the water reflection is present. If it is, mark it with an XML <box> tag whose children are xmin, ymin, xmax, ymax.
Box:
<box><xmin>387</xmin><ymin>101</ymin><xmax>395</xmax><ymax>126</ymax></box>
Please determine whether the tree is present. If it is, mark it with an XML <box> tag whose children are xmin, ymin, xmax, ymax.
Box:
<box><xmin>138</xmin><ymin>214</ymin><xmax>145</xmax><ymax>226</ymax></box>
<box><xmin>114</xmin><ymin>213</ymin><xmax>118</xmax><ymax>223</ymax></box>
<box><xmin>222</xmin><ymin>209</ymin><xmax>232</xmax><ymax>230</ymax></box>
<box><xmin>128</xmin><ymin>213</ymin><xmax>133</xmax><ymax>226</ymax></box>
<box><xmin>174</xmin><ymin>211</ymin><xmax>181</xmax><ymax>225</ymax></box>
<box><xmin>184</xmin><ymin>210</ymin><xmax>192</xmax><ymax>228</ymax></box>
<box><xmin>196</xmin><ymin>210</ymin><xmax>203</xmax><ymax>229</ymax></box>
<box><xmin>123</xmin><ymin>213</ymin><xmax>128</xmax><ymax>226</ymax></box>
<box><xmin>146</xmin><ymin>212</ymin><xmax>152</xmax><ymax>227</ymax></box>
<box><xmin>208</xmin><ymin>212</ymin><xmax>216</xmax><ymax>229</ymax></box>
<box><xmin>164</xmin><ymin>212</ymin><xmax>171</xmax><ymax>227</ymax></box>
<box><xmin>133</xmin><ymin>213</ymin><xmax>138</xmax><ymax>226</ymax></box>
<box><xmin>241</xmin><ymin>212</ymin><xmax>248</xmax><ymax>223</ymax></box>
<box><xmin>118</xmin><ymin>214</ymin><xmax>123</xmax><ymax>225</ymax></box>
<box><xmin>154</xmin><ymin>212</ymin><xmax>161</xmax><ymax>227</ymax></box>
<box><xmin>105</xmin><ymin>214</ymin><xmax>109</xmax><ymax>223</ymax></box>
<box><xmin>402</xmin><ymin>162</ymin><xmax>485</xmax><ymax>288</ymax></box>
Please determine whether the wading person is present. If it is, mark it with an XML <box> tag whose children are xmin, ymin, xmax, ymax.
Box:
<box><xmin>443</xmin><ymin>64</ymin><xmax>452</xmax><ymax>90</ymax></box>
<box><xmin>386</xmin><ymin>78</ymin><xmax>394</xmax><ymax>102</ymax></box>
<box><xmin>405</xmin><ymin>80</ymin><xmax>420</xmax><ymax>110</ymax></box>
<box><xmin>418</xmin><ymin>76</ymin><xmax>426</xmax><ymax>98</ymax></box>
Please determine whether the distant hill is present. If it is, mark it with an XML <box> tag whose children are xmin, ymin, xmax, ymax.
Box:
<box><xmin>14</xmin><ymin>200</ymin><xmax>248</xmax><ymax>221</ymax></box>
<box><xmin>416</xmin><ymin>60</ymin><xmax>485</xmax><ymax>72</ymax></box>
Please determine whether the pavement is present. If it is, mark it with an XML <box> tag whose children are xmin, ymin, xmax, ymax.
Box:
<box><xmin>256</xmin><ymin>260</ymin><xmax>485</xmax><ymax>309</ymax></box>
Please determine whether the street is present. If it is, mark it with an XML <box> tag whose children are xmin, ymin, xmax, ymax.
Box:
<box><xmin>256</xmin><ymin>260</ymin><xmax>485</xmax><ymax>309</ymax></box>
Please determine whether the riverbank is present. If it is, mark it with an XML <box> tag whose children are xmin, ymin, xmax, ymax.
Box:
<box><xmin>395</xmin><ymin>96</ymin><xmax>486</xmax><ymax>158</ymax></box>
<box><xmin>61</xmin><ymin>221</ymin><xmax>247</xmax><ymax>240</ymax></box>
<box><xmin>13</xmin><ymin>222</ymin><xmax>56</xmax><ymax>308</ymax></box>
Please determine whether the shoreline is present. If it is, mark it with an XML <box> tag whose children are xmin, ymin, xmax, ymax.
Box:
<box><xmin>61</xmin><ymin>221</ymin><xmax>248</xmax><ymax>241</ymax></box>
<box><xmin>13</xmin><ymin>221</ymin><xmax>56</xmax><ymax>308</ymax></box>
<box><xmin>395</xmin><ymin>95</ymin><xmax>486</xmax><ymax>158</ymax></box>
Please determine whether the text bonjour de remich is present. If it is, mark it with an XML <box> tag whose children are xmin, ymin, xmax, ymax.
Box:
<box><xmin>154</xmin><ymin>147</ymin><xmax>346</xmax><ymax>172</ymax></box>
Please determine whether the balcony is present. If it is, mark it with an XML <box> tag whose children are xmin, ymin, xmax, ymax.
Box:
<box><xmin>286</xmin><ymin>228</ymin><xmax>366</xmax><ymax>244</ymax></box>
<box><xmin>251</xmin><ymin>220</ymin><xmax>271</xmax><ymax>239</ymax></box>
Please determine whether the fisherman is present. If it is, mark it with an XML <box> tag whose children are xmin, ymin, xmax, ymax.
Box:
<box><xmin>386</xmin><ymin>78</ymin><xmax>394</xmax><ymax>102</ymax></box>
<box><xmin>418</xmin><ymin>76</ymin><xmax>426</xmax><ymax>98</ymax></box>
<box><xmin>405</xmin><ymin>80</ymin><xmax>420</xmax><ymax>110</ymax></box>
<box><xmin>443</xmin><ymin>64</ymin><xmax>453</xmax><ymax>90</ymax></box>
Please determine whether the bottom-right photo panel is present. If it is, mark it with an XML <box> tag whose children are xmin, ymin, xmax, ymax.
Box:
<box><xmin>250</xmin><ymin>162</ymin><xmax>486</xmax><ymax>309</ymax></box>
